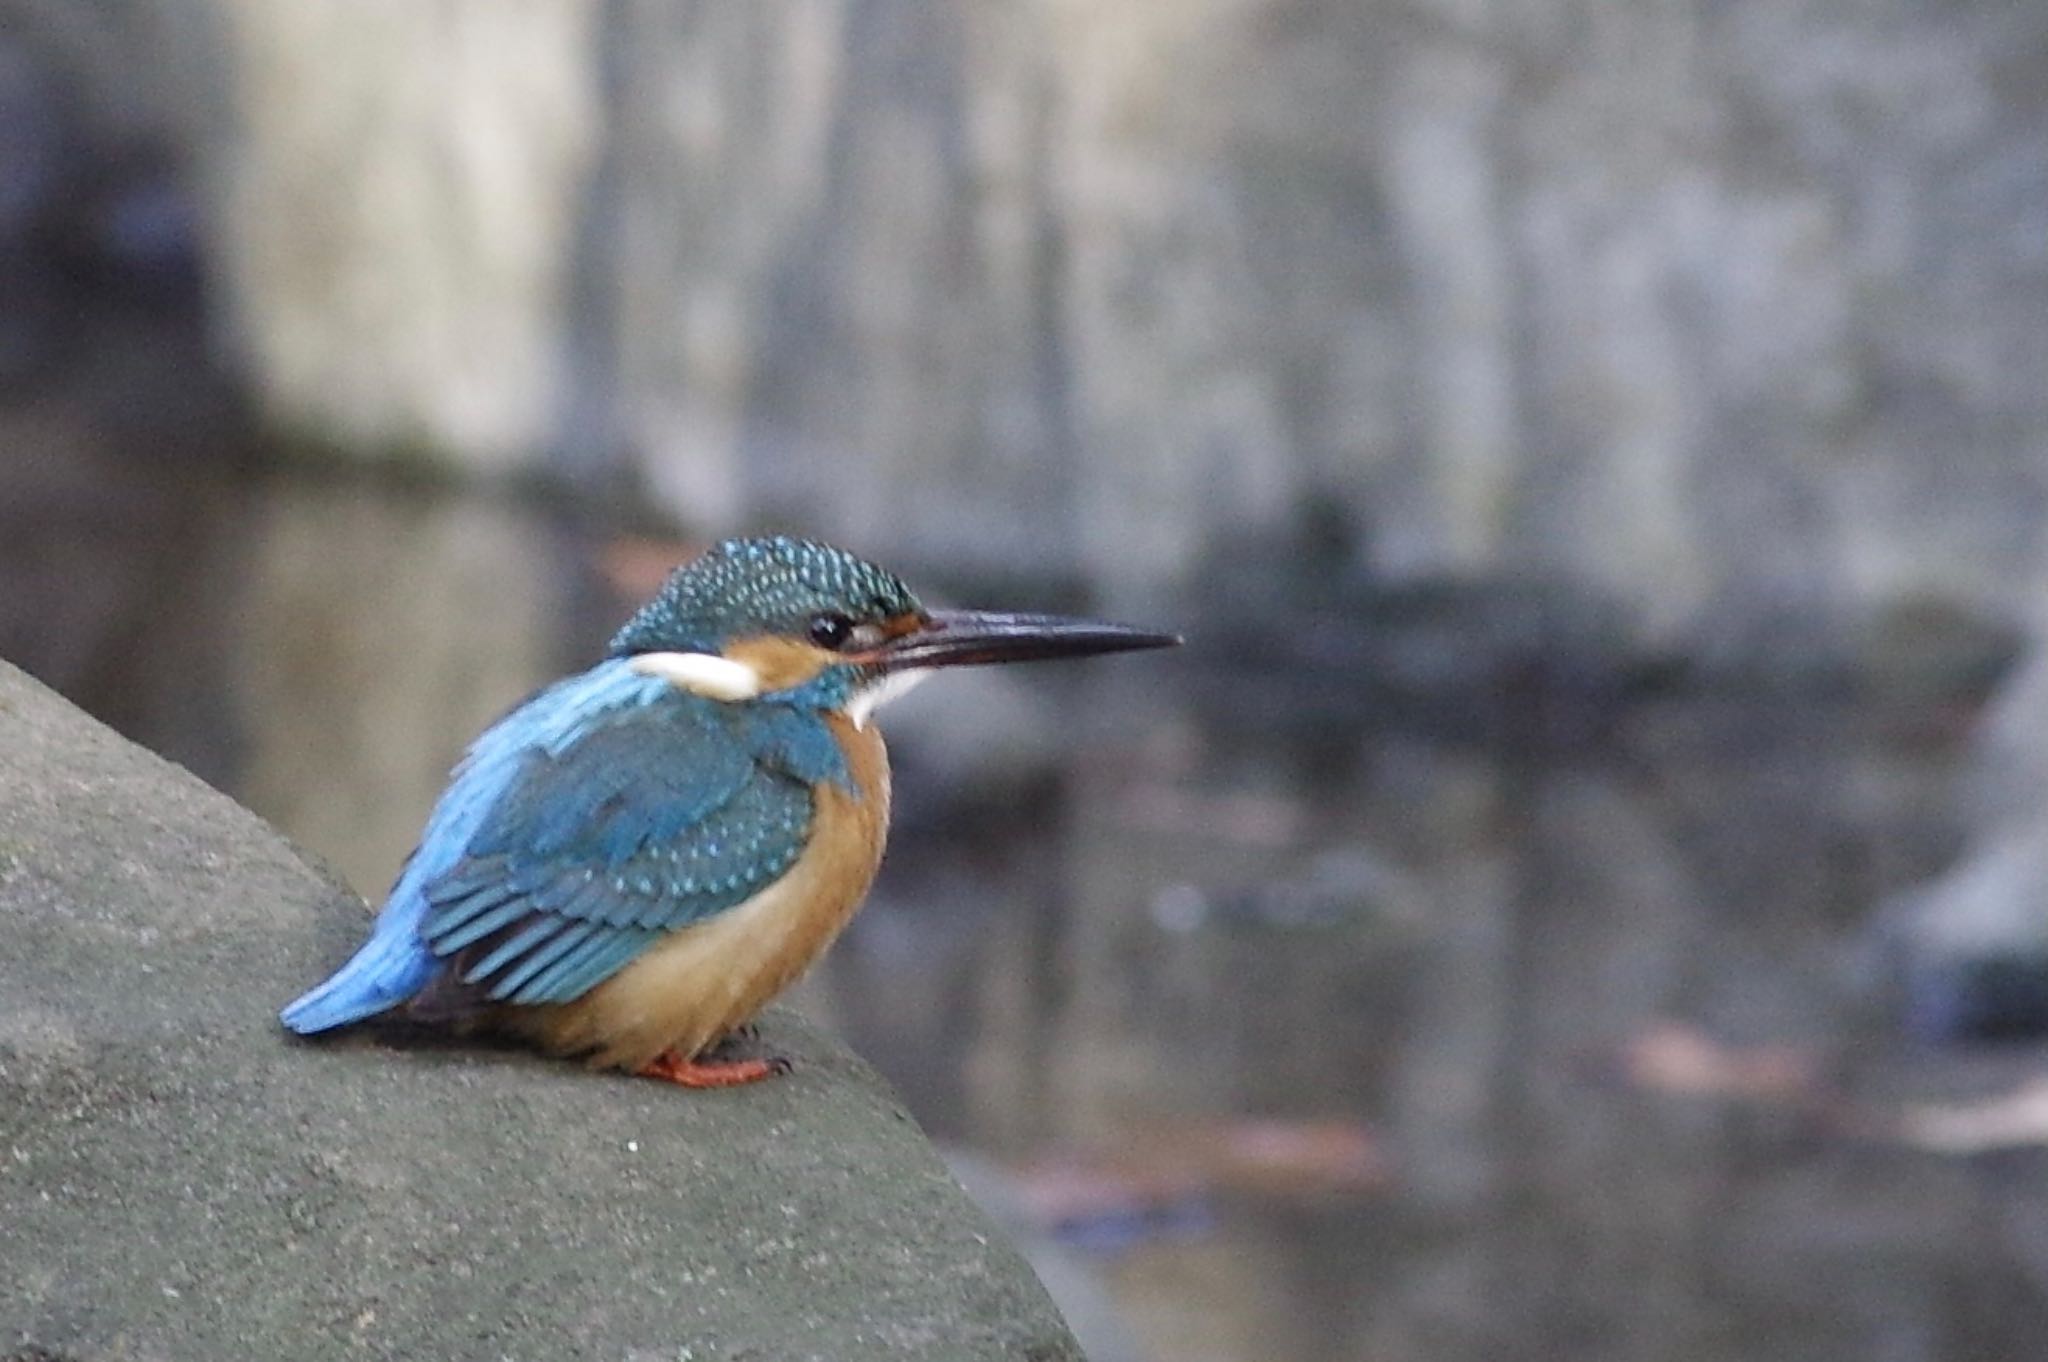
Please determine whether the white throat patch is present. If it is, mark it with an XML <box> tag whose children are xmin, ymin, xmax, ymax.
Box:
<box><xmin>845</xmin><ymin>667</ymin><xmax>930</xmax><ymax>730</ymax></box>
<box><xmin>628</xmin><ymin>651</ymin><xmax>763</xmax><ymax>702</ymax></box>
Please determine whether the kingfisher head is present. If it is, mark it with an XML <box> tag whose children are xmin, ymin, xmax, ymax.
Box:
<box><xmin>608</xmin><ymin>536</ymin><xmax>1178</xmax><ymax>724</ymax></box>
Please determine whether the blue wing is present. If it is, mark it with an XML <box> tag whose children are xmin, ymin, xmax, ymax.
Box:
<box><xmin>281</xmin><ymin>658</ymin><xmax>852</xmax><ymax>1032</ymax></box>
<box><xmin>418</xmin><ymin>705</ymin><xmax>829</xmax><ymax>1005</ymax></box>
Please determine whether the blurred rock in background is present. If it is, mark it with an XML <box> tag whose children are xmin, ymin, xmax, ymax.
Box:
<box><xmin>13</xmin><ymin>0</ymin><xmax>2047</xmax><ymax>647</ymax></box>
<box><xmin>0</xmin><ymin>0</ymin><xmax>250</xmax><ymax>786</ymax></box>
<box><xmin>1889</xmin><ymin>586</ymin><xmax>2048</xmax><ymax>1043</ymax></box>
<box><xmin>173</xmin><ymin>1</ymin><xmax>2048</xmax><ymax>635</ymax></box>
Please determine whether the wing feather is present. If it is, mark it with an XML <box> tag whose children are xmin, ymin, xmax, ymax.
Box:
<box><xmin>491</xmin><ymin>921</ymin><xmax>601</xmax><ymax>999</ymax></box>
<box><xmin>418</xmin><ymin>686</ymin><xmax>838</xmax><ymax>1009</ymax></box>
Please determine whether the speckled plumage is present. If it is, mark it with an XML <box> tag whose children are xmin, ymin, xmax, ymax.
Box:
<box><xmin>610</xmin><ymin>536</ymin><xmax>920</xmax><ymax>657</ymax></box>
<box><xmin>511</xmin><ymin>711</ymin><xmax>890</xmax><ymax>1072</ymax></box>
<box><xmin>279</xmin><ymin>658</ymin><xmax>681</xmax><ymax>1033</ymax></box>
<box><xmin>281</xmin><ymin>533</ymin><xmax>1176</xmax><ymax>1082</ymax></box>
<box><xmin>281</xmin><ymin>537</ymin><xmax>906</xmax><ymax>1043</ymax></box>
<box><xmin>418</xmin><ymin>687</ymin><xmax>843</xmax><ymax>1008</ymax></box>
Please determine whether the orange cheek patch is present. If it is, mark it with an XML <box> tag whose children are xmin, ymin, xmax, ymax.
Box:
<box><xmin>723</xmin><ymin>636</ymin><xmax>838</xmax><ymax>691</ymax></box>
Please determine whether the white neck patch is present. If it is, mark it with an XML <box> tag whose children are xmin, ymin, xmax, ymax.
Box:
<box><xmin>845</xmin><ymin>667</ymin><xmax>931</xmax><ymax>730</ymax></box>
<box><xmin>628</xmin><ymin>651</ymin><xmax>762</xmax><ymax>702</ymax></box>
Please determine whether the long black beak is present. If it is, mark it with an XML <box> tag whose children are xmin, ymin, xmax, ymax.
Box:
<box><xmin>869</xmin><ymin>609</ymin><xmax>1181</xmax><ymax>671</ymax></box>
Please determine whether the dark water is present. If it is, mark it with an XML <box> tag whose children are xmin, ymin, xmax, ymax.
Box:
<box><xmin>12</xmin><ymin>463</ymin><xmax>2048</xmax><ymax>1362</ymax></box>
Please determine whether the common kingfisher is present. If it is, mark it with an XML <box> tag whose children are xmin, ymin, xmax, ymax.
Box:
<box><xmin>281</xmin><ymin>536</ymin><xmax>1177</xmax><ymax>1087</ymax></box>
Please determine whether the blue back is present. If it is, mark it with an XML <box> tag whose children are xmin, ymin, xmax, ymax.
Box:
<box><xmin>279</xmin><ymin>658</ymin><xmax>853</xmax><ymax>1031</ymax></box>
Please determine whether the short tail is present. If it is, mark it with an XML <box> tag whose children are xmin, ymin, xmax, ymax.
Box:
<box><xmin>280</xmin><ymin>913</ymin><xmax>438</xmax><ymax>1034</ymax></box>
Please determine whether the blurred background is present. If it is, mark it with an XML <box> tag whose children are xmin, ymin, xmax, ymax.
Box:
<box><xmin>6</xmin><ymin>2</ymin><xmax>2048</xmax><ymax>1358</ymax></box>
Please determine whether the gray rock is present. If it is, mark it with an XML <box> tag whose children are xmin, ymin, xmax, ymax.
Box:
<box><xmin>0</xmin><ymin>661</ymin><xmax>1082</xmax><ymax>1362</ymax></box>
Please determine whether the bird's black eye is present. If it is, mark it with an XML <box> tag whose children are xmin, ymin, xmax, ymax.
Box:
<box><xmin>808</xmin><ymin>613</ymin><xmax>855</xmax><ymax>649</ymax></box>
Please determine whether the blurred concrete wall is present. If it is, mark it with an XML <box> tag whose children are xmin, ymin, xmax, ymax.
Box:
<box><xmin>35</xmin><ymin>0</ymin><xmax>2048</xmax><ymax>630</ymax></box>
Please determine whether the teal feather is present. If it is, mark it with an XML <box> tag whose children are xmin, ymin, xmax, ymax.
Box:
<box><xmin>512</xmin><ymin>930</ymin><xmax>624</xmax><ymax>1003</ymax></box>
<box><xmin>515</xmin><ymin>931</ymin><xmax>651</xmax><ymax>1006</ymax></box>
<box><xmin>463</xmin><ymin>918</ymin><xmax>564</xmax><ymax>985</ymax></box>
<box><xmin>284</xmin><ymin>538</ymin><xmax>925</xmax><ymax>1036</ymax></box>
<box><xmin>609</xmin><ymin>535</ymin><xmax>919</xmax><ymax>658</ymax></box>
<box><xmin>420</xmin><ymin>681</ymin><xmax>830</xmax><ymax>1007</ymax></box>
<box><xmin>424</xmin><ymin>889</ymin><xmax>528</xmax><ymax>952</ymax></box>
<box><xmin>490</xmin><ymin>921</ymin><xmax>601</xmax><ymax>999</ymax></box>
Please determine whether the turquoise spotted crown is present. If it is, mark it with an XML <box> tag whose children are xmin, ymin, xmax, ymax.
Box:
<box><xmin>608</xmin><ymin>536</ymin><xmax>921</xmax><ymax>655</ymax></box>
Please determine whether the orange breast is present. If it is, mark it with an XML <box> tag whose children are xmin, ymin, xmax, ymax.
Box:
<box><xmin>522</xmin><ymin>712</ymin><xmax>891</xmax><ymax>1072</ymax></box>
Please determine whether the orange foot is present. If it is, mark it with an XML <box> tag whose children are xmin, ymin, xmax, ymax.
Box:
<box><xmin>636</xmin><ymin>1048</ymin><xmax>792</xmax><ymax>1089</ymax></box>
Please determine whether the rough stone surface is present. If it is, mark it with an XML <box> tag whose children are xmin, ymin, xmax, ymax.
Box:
<box><xmin>0</xmin><ymin>661</ymin><xmax>1083</xmax><ymax>1362</ymax></box>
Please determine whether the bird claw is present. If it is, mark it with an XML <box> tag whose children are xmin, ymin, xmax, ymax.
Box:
<box><xmin>635</xmin><ymin>1048</ymin><xmax>791</xmax><ymax>1089</ymax></box>
<box><xmin>700</xmin><ymin>1024</ymin><xmax>765</xmax><ymax>1062</ymax></box>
